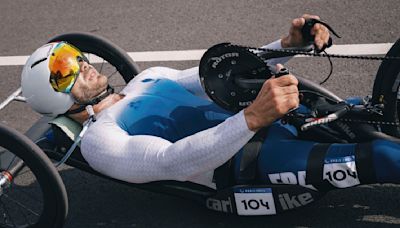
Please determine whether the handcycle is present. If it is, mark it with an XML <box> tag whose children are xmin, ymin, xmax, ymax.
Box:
<box><xmin>0</xmin><ymin>27</ymin><xmax>399</xmax><ymax>227</ymax></box>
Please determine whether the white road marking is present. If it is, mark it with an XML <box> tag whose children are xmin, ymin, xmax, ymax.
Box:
<box><xmin>325</xmin><ymin>43</ymin><xmax>393</xmax><ymax>56</ymax></box>
<box><xmin>0</xmin><ymin>43</ymin><xmax>394</xmax><ymax>66</ymax></box>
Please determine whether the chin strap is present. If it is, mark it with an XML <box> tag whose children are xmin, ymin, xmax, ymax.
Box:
<box><xmin>65</xmin><ymin>85</ymin><xmax>114</xmax><ymax>115</ymax></box>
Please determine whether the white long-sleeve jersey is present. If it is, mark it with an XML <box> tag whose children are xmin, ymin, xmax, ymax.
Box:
<box><xmin>81</xmin><ymin>40</ymin><xmax>290</xmax><ymax>188</ymax></box>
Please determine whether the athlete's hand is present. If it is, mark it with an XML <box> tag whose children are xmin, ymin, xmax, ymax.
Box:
<box><xmin>281</xmin><ymin>14</ymin><xmax>330</xmax><ymax>51</ymax></box>
<box><xmin>244</xmin><ymin>64</ymin><xmax>299</xmax><ymax>132</ymax></box>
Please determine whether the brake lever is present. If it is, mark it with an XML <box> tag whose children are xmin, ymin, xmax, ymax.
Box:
<box><xmin>301</xmin><ymin>18</ymin><xmax>341</xmax><ymax>53</ymax></box>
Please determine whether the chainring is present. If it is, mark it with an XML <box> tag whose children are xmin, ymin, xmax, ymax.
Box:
<box><xmin>199</xmin><ymin>43</ymin><xmax>272</xmax><ymax>113</ymax></box>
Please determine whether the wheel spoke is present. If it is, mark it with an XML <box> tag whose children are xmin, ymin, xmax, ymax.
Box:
<box><xmin>0</xmin><ymin>196</ymin><xmax>18</xmax><ymax>227</ymax></box>
<box><xmin>99</xmin><ymin>59</ymin><xmax>105</xmax><ymax>73</ymax></box>
<box><xmin>0</xmin><ymin>157</ymin><xmax>50</xmax><ymax>227</ymax></box>
<box><xmin>2</xmin><ymin>194</ymin><xmax>39</xmax><ymax>217</ymax></box>
<box><xmin>5</xmin><ymin>155</ymin><xmax>17</xmax><ymax>171</ymax></box>
<box><xmin>11</xmin><ymin>168</ymin><xmax>30</xmax><ymax>178</ymax></box>
<box><xmin>107</xmin><ymin>69</ymin><xmax>118</xmax><ymax>79</ymax></box>
<box><xmin>11</xmin><ymin>185</ymin><xmax>42</xmax><ymax>204</ymax></box>
<box><xmin>4</xmin><ymin>195</ymin><xmax>33</xmax><ymax>227</ymax></box>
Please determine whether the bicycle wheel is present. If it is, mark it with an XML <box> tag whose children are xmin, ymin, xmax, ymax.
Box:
<box><xmin>371</xmin><ymin>39</ymin><xmax>400</xmax><ymax>137</ymax></box>
<box><xmin>0</xmin><ymin>123</ymin><xmax>68</xmax><ymax>228</ymax></box>
<box><xmin>48</xmin><ymin>32</ymin><xmax>140</xmax><ymax>84</ymax></box>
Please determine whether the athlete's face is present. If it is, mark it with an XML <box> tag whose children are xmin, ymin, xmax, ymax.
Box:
<box><xmin>71</xmin><ymin>61</ymin><xmax>108</xmax><ymax>103</ymax></box>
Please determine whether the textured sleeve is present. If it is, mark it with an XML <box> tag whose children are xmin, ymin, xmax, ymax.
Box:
<box><xmin>139</xmin><ymin>39</ymin><xmax>292</xmax><ymax>99</ymax></box>
<box><xmin>260</xmin><ymin>39</ymin><xmax>293</xmax><ymax>69</ymax></box>
<box><xmin>81</xmin><ymin>110</ymin><xmax>255</xmax><ymax>184</ymax></box>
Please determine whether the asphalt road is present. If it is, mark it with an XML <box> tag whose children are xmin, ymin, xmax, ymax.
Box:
<box><xmin>1</xmin><ymin>0</ymin><xmax>400</xmax><ymax>227</ymax></box>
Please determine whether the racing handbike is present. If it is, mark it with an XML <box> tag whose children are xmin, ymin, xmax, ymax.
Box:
<box><xmin>0</xmin><ymin>27</ymin><xmax>400</xmax><ymax>227</ymax></box>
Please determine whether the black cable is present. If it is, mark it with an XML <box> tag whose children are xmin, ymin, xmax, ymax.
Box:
<box><xmin>319</xmin><ymin>50</ymin><xmax>333</xmax><ymax>85</ymax></box>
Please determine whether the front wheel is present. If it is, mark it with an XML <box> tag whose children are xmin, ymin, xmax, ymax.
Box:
<box><xmin>371</xmin><ymin>39</ymin><xmax>400</xmax><ymax>137</ymax></box>
<box><xmin>0</xmin><ymin>123</ymin><xmax>68</xmax><ymax>228</ymax></box>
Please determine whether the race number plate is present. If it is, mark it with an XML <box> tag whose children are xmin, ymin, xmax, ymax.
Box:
<box><xmin>234</xmin><ymin>187</ymin><xmax>276</xmax><ymax>215</ymax></box>
<box><xmin>323</xmin><ymin>155</ymin><xmax>360</xmax><ymax>188</ymax></box>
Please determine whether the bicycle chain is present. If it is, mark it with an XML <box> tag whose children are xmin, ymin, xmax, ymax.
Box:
<box><xmin>284</xmin><ymin>113</ymin><xmax>400</xmax><ymax>126</ymax></box>
<box><xmin>255</xmin><ymin>47</ymin><xmax>400</xmax><ymax>61</ymax></box>
<box><xmin>340</xmin><ymin>118</ymin><xmax>400</xmax><ymax>126</ymax></box>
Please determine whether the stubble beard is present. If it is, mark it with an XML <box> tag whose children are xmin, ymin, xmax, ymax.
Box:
<box><xmin>73</xmin><ymin>75</ymin><xmax>108</xmax><ymax>103</ymax></box>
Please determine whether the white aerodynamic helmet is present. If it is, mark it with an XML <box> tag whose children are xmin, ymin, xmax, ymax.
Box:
<box><xmin>21</xmin><ymin>42</ymin><xmax>85</xmax><ymax>117</ymax></box>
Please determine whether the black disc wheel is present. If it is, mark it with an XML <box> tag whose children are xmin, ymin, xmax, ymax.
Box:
<box><xmin>371</xmin><ymin>39</ymin><xmax>400</xmax><ymax>137</ymax></box>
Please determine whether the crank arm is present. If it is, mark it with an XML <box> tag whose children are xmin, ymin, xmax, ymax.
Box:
<box><xmin>234</xmin><ymin>68</ymin><xmax>290</xmax><ymax>89</ymax></box>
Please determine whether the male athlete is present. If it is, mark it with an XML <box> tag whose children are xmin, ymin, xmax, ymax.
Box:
<box><xmin>21</xmin><ymin>14</ymin><xmax>400</xmax><ymax>196</ymax></box>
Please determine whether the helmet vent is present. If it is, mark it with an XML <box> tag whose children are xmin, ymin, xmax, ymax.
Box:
<box><xmin>30</xmin><ymin>57</ymin><xmax>47</xmax><ymax>69</ymax></box>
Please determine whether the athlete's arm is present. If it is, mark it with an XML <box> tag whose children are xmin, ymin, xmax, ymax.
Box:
<box><xmin>147</xmin><ymin>14</ymin><xmax>330</xmax><ymax>99</ymax></box>
<box><xmin>138</xmin><ymin>39</ymin><xmax>291</xmax><ymax>100</ymax></box>
<box><xmin>81</xmin><ymin>109</ymin><xmax>255</xmax><ymax>186</ymax></box>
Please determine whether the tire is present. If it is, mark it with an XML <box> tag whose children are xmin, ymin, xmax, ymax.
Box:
<box><xmin>371</xmin><ymin>39</ymin><xmax>400</xmax><ymax>137</ymax></box>
<box><xmin>48</xmin><ymin>32</ymin><xmax>140</xmax><ymax>83</ymax></box>
<box><xmin>0</xmin><ymin>123</ymin><xmax>68</xmax><ymax>228</ymax></box>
